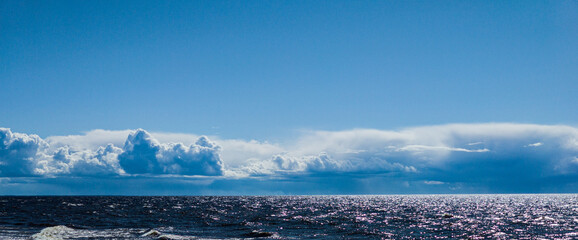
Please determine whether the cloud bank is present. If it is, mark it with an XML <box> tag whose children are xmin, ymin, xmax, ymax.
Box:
<box><xmin>2</xmin><ymin>123</ymin><xmax>578</xmax><ymax>194</ymax></box>
<box><xmin>0</xmin><ymin>128</ymin><xmax>223</xmax><ymax>177</ymax></box>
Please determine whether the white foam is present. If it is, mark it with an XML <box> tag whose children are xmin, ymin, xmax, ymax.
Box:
<box><xmin>140</xmin><ymin>229</ymin><xmax>196</xmax><ymax>240</ymax></box>
<box><xmin>31</xmin><ymin>226</ymin><xmax>75</xmax><ymax>240</ymax></box>
<box><xmin>29</xmin><ymin>226</ymin><xmax>239</xmax><ymax>240</ymax></box>
<box><xmin>141</xmin><ymin>229</ymin><xmax>162</xmax><ymax>237</ymax></box>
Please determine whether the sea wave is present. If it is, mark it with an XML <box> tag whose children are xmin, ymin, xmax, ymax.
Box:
<box><xmin>31</xmin><ymin>225</ymin><xmax>75</xmax><ymax>240</ymax></box>
<box><xmin>29</xmin><ymin>226</ymin><xmax>238</xmax><ymax>240</ymax></box>
<box><xmin>1</xmin><ymin>195</ymin><xmax>578</xmax><ymax>239</ymax></box>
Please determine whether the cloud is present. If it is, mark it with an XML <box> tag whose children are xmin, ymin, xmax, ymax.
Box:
<box><xmin>34</xmin><ymin>144</ymin><xmax>124</xmax><ymax>176</ymax></box>
<box><xmin>216</xmin><ymin>139</ymin><xmax>284</xmax><ymax>168</ymax></box>
<box><xmin>424</xmin><ymin>181</ymin><xmax>445</xmax><ymax>185</ymax></box>
<box><xmin>224</xmin><ymin>123</ymin><xmax>578</xmax><ymax>193</ymax></box>
<box><xmin>0</xmin><ymin>128</ymin><xmax>47</xmax><ymax>176</ymax></box>
<box><xmin>526</xmin><ymin>142</ymin><xmax>543</xmax><ymax>147</ymax></box>
<box><xmin>395</xmin><ymin>145</ymin><xmax>490</xmax><ymax>153</ymax></box>
<box><xmin>240</xmin><ymin>152</ymin><xmax>342</xmax><ymax>175</ymax></box>
<box><xmin>46</xmin><ymin>129</ymin><xmax>132</xmax><ymax>151</ymax></box>
<box><xmin>2</xmin><ymin>123</ymin><xmax>578</xmax><ymax>194</ymax></box>
<box><xmin>118</xmin><ymin>129</ymin><xmax>224</xmax><ymax>176</ymax></box>
<box><xmin>1</xmin><ymin>128</ymin><xmax>224</xmax><ymax>177</ymax></box>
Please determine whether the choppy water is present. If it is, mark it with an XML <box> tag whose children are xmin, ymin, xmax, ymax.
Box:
<box><xmin>1</xmin><ymin>195</ymin><xmax>578</xmax><ymax>239</ymax></box>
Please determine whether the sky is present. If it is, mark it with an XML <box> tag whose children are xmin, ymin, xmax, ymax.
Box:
<box><xmin>1</xmin><ymin>0</ymin><xmax>577</xmax><ymax>195</ymax></box>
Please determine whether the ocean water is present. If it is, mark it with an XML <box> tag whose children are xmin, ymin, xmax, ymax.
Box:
<box><xmin>1</xmin><ymin>195</ymin><xmax>578</xmax><ymax>239</ymax></box>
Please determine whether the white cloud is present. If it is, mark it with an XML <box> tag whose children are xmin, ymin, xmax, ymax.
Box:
<box><xmin>34</xmin><ymin>144</ymin><xmax>124</xmax><ymax>176</ymax></box>
<box><xmin>0</xmin><ymin>128</ymin><xmax>48</xmax><ymax>176</ymax></box>
<box><xmin>118</xmin><ymin>129</ymin><xmax>224</xmax><ymax>176</ymax></box>
<box><xmin>46</xmin><ymin>129</ymin><xmax>131</xmax><ymax>151</ymax></box>
<box><xmin>229</xmin><ymin>123</ymin><xmax>578</xmax><ymax>178</ymax></box>
<box><xmin>525</xmin><ymin>142</ymin><xmax>544</xmax><ymax>147</ymax></box>
<box><xmin>268</xmin><ymin>152</ymin><xmax>341</xmax><ymax>172</ymax></box>
<box><xmin>216</xmin><ymin>139</ymin><xmax>285</xmax><ymax>168</ymax></box>
<box><xmin>1</xmin><ymin>128</ymin><xmax>224</xmax><ymax>177</ymax></box>
<box><xmin>424</xmin><ymin>180</ymin><xmax>445</xmax><ymax>185</ymax></box>
<box><xmin>396</xmin><ymin>145</ymin><xmax>490</xmax><ymax>153</ymax></box>
<box><xmin>2</xmin><ymin>123</ymin><xmax>578</xmax><ymax>187</ymax></box>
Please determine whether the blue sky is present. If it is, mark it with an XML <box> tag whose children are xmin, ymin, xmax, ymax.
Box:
<box><xmin>1</xmin><ymin>0</ymin><xmax>577</xmax><ymax>195</ymax></box>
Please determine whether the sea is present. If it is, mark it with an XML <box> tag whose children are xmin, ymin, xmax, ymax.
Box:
<box><xmin>1</xmin><ymin>195</ymin><xmax>578</xmax><ymax>239</ymax></box>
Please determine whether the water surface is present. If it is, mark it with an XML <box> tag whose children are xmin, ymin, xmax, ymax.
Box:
<box><xmin>1</xmin><ymin>195</ymin><xmax>578</xmax><ymax>239</ymax></box>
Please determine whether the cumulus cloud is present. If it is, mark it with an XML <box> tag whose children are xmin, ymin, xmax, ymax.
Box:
<box><xmin>241</xmin><ymin>152</ymin><xmax>342</xmax><ymax>175</ymax></box>
<box><xmin>35</xmin><ymin>144</ymin><xmax>124</xmax><ymax>176</ymax></box>
<box><xmin>0</xmin><ymin>128</ymin><xmax>126</xmax><ymax>177</ymax></box>
<box><xmin>0</xmin><ymin>128</ymin><xmax>224</xmax><ymax>177</ymax></box>
<box><xmin>0</xmin><ymin>128</ymin><xmax>47</xmax><ymax>176</ymax></box>
<box><xmin>118</xmin><ymin>129</ymin><xmax>224</xmax><ymax>176</ymax></box>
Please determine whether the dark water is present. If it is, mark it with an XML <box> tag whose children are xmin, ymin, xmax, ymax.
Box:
<box><xmin>1</xmin><ymin>195</ymin><xmax>578</xmax><ymax>239</ymax></box>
